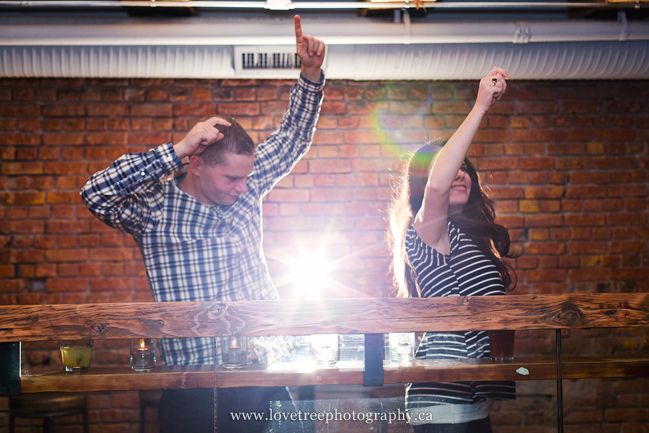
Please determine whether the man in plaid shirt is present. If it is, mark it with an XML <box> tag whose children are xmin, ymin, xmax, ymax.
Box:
<box><xmin>81</xmin><ymin>16</ymin><xmax>325</xmax><ymax>433</ymax></box>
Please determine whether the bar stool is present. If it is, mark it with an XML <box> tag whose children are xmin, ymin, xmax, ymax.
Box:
<box><xmin>9</xmin><ymin>392</ymin><xmax>89</xmax><ymax>433</ymax></box>
<box><xmin>139</xmin><ymin>389</ymin><xmax>162</xmax><ymax>433</ymax></box>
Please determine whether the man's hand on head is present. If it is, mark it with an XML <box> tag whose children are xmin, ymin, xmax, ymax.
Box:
<box><xmin>173</xmin><ymin>117</ymin><xmax>231</xmax><ymax>160</ymax></box>
<box><xmin>294</xmin><ymin>15</ymin><xmax>326</xmax><ymax>82</ymax></box>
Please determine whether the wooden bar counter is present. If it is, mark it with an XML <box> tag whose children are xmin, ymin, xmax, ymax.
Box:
<box><xmin>2</xmin><ymin>293</ymin><xmax>648</xmax><ymax>395</ymax></box>
<box><xmin>2</xmin><ymin>293</ymin><xmax>648</xmax><ymax>341</ymax></box>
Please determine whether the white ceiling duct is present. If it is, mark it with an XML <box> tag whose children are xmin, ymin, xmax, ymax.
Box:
<box><xmin>2</xmin><ymin>40</ymin><xmax>648</xmax><ymax>80</ymax></box>
<box><xmin>329</xmin><ymin>41</ymin><xmax>649</xmax><ymax>80</ymax></box>
<box><xmin>1</xmin><ymin>17</ymin><xmax>649</xmax><ymax>79</ymax></box>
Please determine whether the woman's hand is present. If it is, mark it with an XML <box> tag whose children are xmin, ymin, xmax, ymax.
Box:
<box><xmin>474</xmin><ymin>67</ymin><xmax>510</xmax><ymax>114</ymax></box>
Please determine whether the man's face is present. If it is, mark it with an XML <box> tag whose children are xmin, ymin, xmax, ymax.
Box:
<box><xmin>198</xmin><ymin>151</ymin><xmax>255</xmax><ymax>206</ymax></box>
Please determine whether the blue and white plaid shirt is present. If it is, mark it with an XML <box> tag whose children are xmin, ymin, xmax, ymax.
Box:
<box><xmin>81</xmin><ymin>73</ymin><xmax>325</xmax><ymax>365</ymax></box>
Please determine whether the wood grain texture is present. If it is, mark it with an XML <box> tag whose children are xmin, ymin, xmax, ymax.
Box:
<box><xmin>21</xmin><ymin>365</ymin><xmax>215</xmax><ymax>393</ymax></box>
<box><xmin>20</xmin><ymin>355</ymin><xmax>649</xmax><ymax>392</ymax></box>
<box><xmin>1</xmin><ymin>293</ymin><xmax>648</xmax><ymax>342</ymax></box>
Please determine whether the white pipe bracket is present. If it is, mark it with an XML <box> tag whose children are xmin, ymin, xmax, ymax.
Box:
<box><xmin>403</xmin><ymin>9</ymin><xmax>411</xmax><ymax>44</ymax></box>
<box><xmin>618</xmin><ymin>10</ymin><xmax>629</xmax><ymax>41</ymax></box>
<box><xmin>264</xmin><ymin>0</ymin><xmax>293</xmax><ymax>10</ymax></box>
<box><xmin>514</xmin><ymin>21</ymin><xmax>531</xmax><ymax>44</ymax></box>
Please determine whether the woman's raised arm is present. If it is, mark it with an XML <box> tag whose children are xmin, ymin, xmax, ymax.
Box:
<box><xmin>414</xmin><ymin>67</ymin><xmax>509</xmax><ymax>252</ymax></box>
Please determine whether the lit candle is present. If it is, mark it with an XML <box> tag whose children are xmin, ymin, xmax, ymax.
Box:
<box><xmin>223</xmin><ymin>336</ymin><xmax>247</xmax><ymax>370</ymax></box>
<box><xmin>130</xmin><ymin>338</ymin><xmax>156</xmax><ymax>372</ymax></box>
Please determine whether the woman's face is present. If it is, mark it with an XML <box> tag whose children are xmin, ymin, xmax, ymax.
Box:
<box><xmin>425</xmin><ymin>160</ymin><xmax>472</xmax><ymax>212</ymax></box>
<box><xmin>449</xmin><ymin>162</ymin><xmax>472</xmax><ymax>211</ymax></box>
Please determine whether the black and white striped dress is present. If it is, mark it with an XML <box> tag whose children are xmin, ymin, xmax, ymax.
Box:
<box><xmin>405</xmin><ymin>222</ymin><xmax>516</xmax><ymax>409</ymax></box>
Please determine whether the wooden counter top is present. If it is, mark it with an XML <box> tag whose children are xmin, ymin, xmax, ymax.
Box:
<box><xmin>3</xmin><ymin>293</ymin><xmax>648</xmax><ymax>342</ymax></box>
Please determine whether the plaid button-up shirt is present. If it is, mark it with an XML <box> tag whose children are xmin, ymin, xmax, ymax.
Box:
<box><xmin>81</xmin><ymin>73</ymin><xmax>325</xmax><ymax>365</ymax></box>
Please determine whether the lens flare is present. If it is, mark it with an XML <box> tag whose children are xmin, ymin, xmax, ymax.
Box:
<box><xmin>288</xmin><ymin>252</ymin><xmax>332</xmax><ymax>299</ymax></box>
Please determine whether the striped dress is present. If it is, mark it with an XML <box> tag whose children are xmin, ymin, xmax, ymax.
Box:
<box><xmin>405</xmin><ymin>222</ymin><xmax>516</xmax><ymax>409</ymax></box>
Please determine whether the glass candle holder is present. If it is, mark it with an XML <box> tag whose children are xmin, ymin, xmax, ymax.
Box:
<box><xmin>130</xmin><ymin>338</ymin><xmax>156</xmax><ymax>372</ymax></box>
<box><xmin>221</xmin><ymin>336</ymin><xmax>248</xmax><ymax>370</ymax></box>
<box><xmin>60</xmin><ymin>339</ymin><xmax>93</xmax><ymax>373</ymax></box>
<box><xmin>388</xmin><ymin>332</ymin><xmax>415</xmax><ymax>366</ymax></box>
<box><xmin>312</xmin><ymin>334</ymin><xmax>338</xmax><ymax>368</ymax></box>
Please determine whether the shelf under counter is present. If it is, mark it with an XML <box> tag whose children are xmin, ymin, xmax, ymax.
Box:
<box><xmin>20</xmin><ymin>354</ymin><xmax>649</xmax><ymax>393</ymax></box>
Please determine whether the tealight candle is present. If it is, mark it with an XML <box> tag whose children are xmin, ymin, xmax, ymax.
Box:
<box><xmin>130</xmin><ymin>338</ymin><xmax>156</xmax><ymax>372</ymax></box>
<box><xmin>222</xmin><ymin>336</ymin><xmax>247</xmax><ymax>369</ymax></box>
<box><xmin>312</xmin><ymin>334</ymin><xmax>338</xmax><ymax>368</ymax></box>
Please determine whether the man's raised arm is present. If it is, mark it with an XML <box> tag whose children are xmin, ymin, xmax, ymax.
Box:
<box><xmin>251</xmin><ymin>15</ymin><xmax>326</xmax><ymax>197</ymax></box>
<box><xmin>295</xmin><ymin>14</ymin><xmax>325</xmax><ymax>83</ymax></box>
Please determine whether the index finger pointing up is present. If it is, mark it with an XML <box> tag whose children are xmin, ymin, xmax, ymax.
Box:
<box><xmin>294</xmin><ymin>15</ymin><xmax>303</xmax><ymax>43</ymax></box>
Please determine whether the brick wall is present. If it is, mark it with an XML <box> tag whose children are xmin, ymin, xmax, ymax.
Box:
<box><xmin>0</xmin><ymin>77</ymin><xmax>647</xmax><ymax>432</ymax></box>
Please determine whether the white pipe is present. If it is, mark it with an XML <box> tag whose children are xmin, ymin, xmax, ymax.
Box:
<box><xmin>0</xmin><ymin>0</ymin><xmax>638</xmax><ymax>9</ymax></box>
<box><xmin>2</xmin><ymin>20</ymin><xmax>649</xmax><ymax>46</ymax></box>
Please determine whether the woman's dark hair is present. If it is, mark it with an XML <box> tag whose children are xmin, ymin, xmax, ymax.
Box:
<box><xmin>388</xmin><ymin>142</ymin><xmax>517</xmax><ymax>298</ymax></box>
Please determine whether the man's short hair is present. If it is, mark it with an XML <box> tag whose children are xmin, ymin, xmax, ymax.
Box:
<box><xmin>199</xmin><ymin>115</ymin><xmax>256</xmax><ymax>166</ymax></box>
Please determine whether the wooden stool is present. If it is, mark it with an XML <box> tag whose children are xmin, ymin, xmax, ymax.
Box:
<box><xmin>139</xmin><ymin>389</ymin><xmax>162</xmax><ymax>433</ymax></box>
<box><xmin>9</xmin><ymin>392</ymin><xmax>89</xmax><ymax>433</ymax></box>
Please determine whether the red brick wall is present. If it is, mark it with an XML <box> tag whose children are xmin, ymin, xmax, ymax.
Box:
<box><xmin>0</xmin><ymin>77</ymin><xmax>647</xmax><ymax>432</ymax></box>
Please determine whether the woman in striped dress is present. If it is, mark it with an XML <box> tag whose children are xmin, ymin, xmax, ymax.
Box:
<box><xmin>388</xmin><ymin>67</ymin><xmax>516</xmax><ymax>433</ymax></box>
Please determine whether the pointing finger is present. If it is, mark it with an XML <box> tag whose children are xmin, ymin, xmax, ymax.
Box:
<box><xmin>294</xmin><ymin>15</ymin><xmax>303</xmax><ymax>43</ymax></box>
